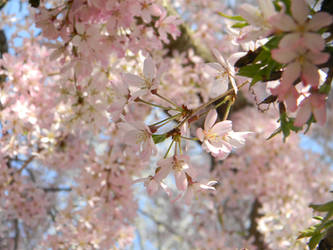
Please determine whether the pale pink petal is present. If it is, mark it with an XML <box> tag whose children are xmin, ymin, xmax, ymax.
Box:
<box><xmin>230</xmin><ymin>75</ymin><xmax>238</xmax><ymax>94</ymax></box>
<box><xmin>197</xmin><ymin>128</ymin><xmax>205</xmax><ymax>141</ymax></box>
<box><xmin>271</xmin><ymin>48</ymin><xmax>297</xmax><ymax>64</ymax></box>
<box><xmin>211</xmin><ymin>77</ymin><xmax>228</xmax><ymax>97</ymax></box>
<box><xmin>212</xmin><ymin>48</ymin><xmax>227</xmax><ymax>66</ymax></box>
<box><xmin>207</xmin><ymin>62</ymin><xmax>223</xmax><ymax>72</ymax></box>
<box><xmin>198</xmin><ymin>183</ymin><xmax>216</xmax><ymax>191</ymax></box>
<box><xmin>285</xmin><ymin>87</ymin><xmax>299</xmax><ymax>112</ymax></box>
<box><xmin>270</xmin><ymin>13</ymin><xmax>296</xmax><ymax>31</ymax></box>
<box><xmin>143</xmin><ymin>57</ymin><xmax>156</xmax><ymax>81</ymax></box>
<box><xmin>147</xmin><ymin>179</ymin><xmax>159</xmax><ymax>196</ymax></box>
<box><xmin>282</xmin><ymin>61</ymin><xmax>301</xmax><ymax>85</ymax></box>
<box><xmin>279</xmin><ymin>33</ymin><xmax>301</xmax><ymax>48</ymax></box>
<box><xmin>258</xmin><ymin>0</ymin><xmax>276</xmax><ymax>19</ymax></box>
<box><xmin>155</xmin><ymin>164</ymin><xmax>172</xmax><ymax>181</ymax></box>
<box><xmin>307</xmin><ymin>51</ymin><xmax>330</xmax><ymax>65</ymax></box>
<box><xmin>303</xmin><ymin>33</ymin><xmax>325</xmax><ymax>52</ymax></box>
<box><xmin>294</xmin><ymin>100</ymin><xmax>311</xmax><ymax>127</ymax></box>
<box><xmin>204</xmin><ymin>109</ymin><xmax>217</xmax><ymax>131</ymax></box>
<box><xmin>313</xmin><ymin>104</ymin><xmax>326</xmax><ymax>126</ymax></box>
<box><xmin>308</xmin><ymin>12</ymin><xmax>333</xmax><ymax>31</ymax></box>
<box><xmin>175</xmin><ymin>171</ymin><xmax>188</xmax><ymax>191</ymax></box>
<box><xmin>226</xmin><ymin>131</ymin><xmax>251</xmax><ymax>148</ymax></box>
<box><xmin>310</xmin><ymin>94</ymin><xmax>326</xmax><ymax>108</ymax></box>
<box><xmin>211</xmin><ymin>120</ymin><xmax>232</xmax><ymax>135</ymax></box>
<box><xmin>132</xmin><ymin>177</ymin><xmax>149</xmax><ymax>184</ymax></box>
<box><xmin>124</xmin><ymin>73</ymin><xmax>145</xmax><ymax>86</ymax></box>
<box><xmin>301</xmin><ymin>62</ymin><xmax>319</xmax><ymax>87</ymax></box>
<box><xmin>206</xmin><ymin>180</ymin><xmax>218</xmax><ymax>186</ymax></box>
<box><xmin>238</xmin><ymin>4</ymin><xmax>261</xmax><ymax>26</ymax></box>
<box><xmin>291</xmin><ymin>0</ymin><xmax>309</xmax><ymax>25</ymax></box>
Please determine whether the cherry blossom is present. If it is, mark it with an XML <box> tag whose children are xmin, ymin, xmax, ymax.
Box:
<box><xmin>270</xmin><ymin>0</ymin><xmax>332</xmax><ymax>52</ymax></box>
<box><xmin>156</xmin><ymin>155</ymin><xmax>191</xmax><ymax>191</ymax></box>
<box><xmin>124</xmin><ymin>57</ymin><xmax>159</xmax><ymax>100</ymax></box>
<box><xmin>197</xmin><ymin>109</ymin><xmax>250</xmax><ymax>159</ymax></box>
<box><xmin>207</xmin><ymin>48</ymin><xmax>238</xmax><ymax>94</ymax></box>
<box><xmin>294</xmin><ymin>92</ymin><xmax>327</xmax><ymax>127</ymax></box>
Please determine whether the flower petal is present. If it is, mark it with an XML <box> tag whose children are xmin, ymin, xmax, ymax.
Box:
<box><xmin>279</xmin><ymin>33</ymin><xmax>301</xmax><ymax>49</ymax></box>
<box><xmin>124</xmin><ymin>73</ymin><xmax>145</xmax><ymax>86</ymax></box>
<box><xmin>301</xmin><ymin>62</ymin><xmax>319</xmax><ymax>87</ymax></box>
<box><xmin>143</xmin><ymin>57</ymin><xmax>156</xmax><ymax>81</ymax></box>
<box><xmin>307</xmin><ymin>51</ymin><xmax>330</xmax><ymax>65</ymax></box>
<box><xmin>282</xmin><ymin>61</ymin><xmax>301</xmax><ymax>85</ymax></box>
<box><xmin>197</xmin><ymin>128</ymin><xmax>205</xmax><ymax>142</ymax></box>
<box><xmin>291</xmin><ymin>0</ymin><xmax>309</xmax><ymax>25</ymax></box>
<box><xmin>204</xmin><ymin>109</ymin><xmax>217</xmax><ymax>131</ymax></box>
<box><xmin>308</xmin><ymin>12</ymin><xmax>333</xmax><ymax>31</ymax></box>
<box><xmin>271</xmin><ymin>48</ymin><xmax>297</xmax><ymax>64</ymax></box>
<box><xmin>175</xmin><ymin>171</ymin><xmax>188</xmax><ymax>191</ymax></box>
<box><xmin>303</xmin><ymin>33</ymin><xmax>325</xmax><ymax>52</ymax></box>
<box><xmin>294</xmin><ymin>99</ymin><xmax>311</xmax><ymax>127</ymax></box>
<box><xmin>313</xmin><ymin>103</ymin><xmax>326</xmax><ymax>126</ymax></box>
<box><xmin>207</xmin><ymin>62</ymin><xmax>223</xmax><ymax>72</ymax></box>
<box><xmin>211</xmin><ymin>120</ymin><xmax>232</xmax><ymax>135</ymax></box>
<box><xmin>270</xmin><ymin>13</ymin><xmax>296</xmax><ymax>31</ymax></box>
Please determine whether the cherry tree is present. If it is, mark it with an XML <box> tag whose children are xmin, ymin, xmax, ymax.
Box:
<box><xmin>0</xmin><ymin>0</ymin><xmax>332</xmax><ymax>249</ymax></box>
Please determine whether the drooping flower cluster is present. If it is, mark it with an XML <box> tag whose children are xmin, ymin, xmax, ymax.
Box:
<box><xmin>0</xmin><ymin>0</ymin><xmax>332</xmax><ymax>249</ymax></box>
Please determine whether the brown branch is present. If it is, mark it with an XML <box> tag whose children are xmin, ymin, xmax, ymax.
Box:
<box><xmin>41</xmin><ymin>187</ymin><xmax>72</xmax><ymax>192</ymax></box>
<box><xmin>248</xmin><ymin>198</ymin><xmax>268</xmax><ymax>250</ymax></box>
<box><xmin>13</xmin><ymin>219</ymin><xmax>19</xmax><ymax>250</ymax></box>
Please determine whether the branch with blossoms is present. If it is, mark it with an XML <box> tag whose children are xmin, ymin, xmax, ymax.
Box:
<box><xmin>125</xmin><ymin>55</ymin><xmax>251</xmax><ymax>202</ymax></box>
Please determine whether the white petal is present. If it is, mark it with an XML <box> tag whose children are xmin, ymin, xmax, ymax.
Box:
<box><xmin>143</xmin><ymin>57</ymin><xmax>156</xmax><ymax>81</ymax></box>
<box><xmin>291</xmin><ymin>0</ymin><xmax>309</xmax><ymax>25</ymax></box>
<box><xmin>204</xmin><ymin>109</ymin><xmax>217</xmax><ymax>131</ymax></box>
<box><xmin>308</xmin><ymin>12</ymin><xmax>333</xmax><ymax>31</ymax></box>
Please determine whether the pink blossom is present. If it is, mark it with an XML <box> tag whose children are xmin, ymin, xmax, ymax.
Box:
<box><xmin>157</xmin><ymin>155</ymin><xmax>190</xmax><ymax>191</ymax></box>
<box><xmin>207</xmin><ymin>49</ymin><xmax>238</xmax><ymax>94</ymax></box>
<box><xmin>294</xmin><ymin>93</ymin><xmax>327</xmax><ymax>127</ymax></box>
<box><xmin>133</xmin><ymin>173</ymin><xmax>171</xmax><ymax>197</ymax></box>
<box><xmin>238</xmin><ymin>0</ymin><xmax>276</xmax><ymax>40</ymax></box>
<box><xmin>183</xmin><ymin>179</ymin><xmax>217</xmax><ymax>205</ymax></box>
<box><xmin>124</xmin><ymin>57</ymin><xmax>159</xmax><ymax>100</ymax></box>
<box><xmin>270</xmin><ymin>0</ymin><xmax>332</xmax><ymax>52</ymax></box>
<box><xmin>271</xmin><ymin>45</ymin><xmax>329</xmax><ymax>88</ymax></box>
<box><xmin>197</xmin><ymin>109</ymin><xmax>250</xmax><ymax>159</ymax></box>
<box><xmin>118</xmin><ymin>120</ymin><xmax>157</xmax><ymax>161</ymax></box>
<box><xmin>155</xmin><ymin>10</ymin><xmax>181</xmax><ymax>43</ymax></box>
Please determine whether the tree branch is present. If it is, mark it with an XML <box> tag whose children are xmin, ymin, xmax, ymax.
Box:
<box><xmin>248</xmin><ymin>198</ymin><xmax>268</xmax><ymax>250</ymax></box>
<box><xmin>13</xmin><ymin>219</ymin><xmax>19</xmax><ymax>250</ymax></box>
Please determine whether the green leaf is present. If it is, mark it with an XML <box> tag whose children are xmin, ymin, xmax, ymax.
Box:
<box><xmin>297</xmin><ymin>226</ymin><xmax>317</xmax><ymax>239</ymax></box>
<box><xmin>237</xmin><ymin>64</ymin><xmax>262</xmax><ymax>78</ymax></box>
<box><xmin>231</xmin><ymin>22</ymin><xmax>249</xmax><ymax>28</ymax></box>
<box><xmin>152</xmin><ymin>134</ymin><xmax>167</xmax><ymax>144</ymax></box>
<box><xmin>319</xmin><ymin>83</ymin><xmax>331</xmax><ymax>94</ymax></box>
<box><xmin>308</xmin><ymin>233</ymin><xmax>323</xmax><ymax>250</ymax></box>
<box><xmin>310</xmin><ymin>201</ymin><xmax>333</xmax><ymax>212</ymax></box>
<box><xmin>217</xmin><ymin>12</ymin><xmax>246</xmax><ymax>21</ymax></box>
<box><xmin>313</xmin><ymin>216</ymin><xmax>324</xmax><ymax>221</ymax></box>
<box><xmin>266</xmin><ymin>127</ymin><xmax>282</xmax><ymax>140</ymax></box>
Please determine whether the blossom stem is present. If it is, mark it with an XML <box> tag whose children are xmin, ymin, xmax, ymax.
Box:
<box><xmin>137</xmin><ymin>98</ymin><xmax>178</xmax><ymax>111</ymax></box>
<box><xmin>150</xmin><ymin>114</ymin><xmax>180</xmax><ymax>127</ymax></box>
<box><xmin>223</xmin><ymin>97</ymin><xmax>235</xmax><ymax>121</ymax></box>
<box><xmin>180</xmin><ymin>136</ymin><xmax>199</xmax><ymax>141</ymax></box>
<box><xmin>164</xmin><ymin>139</ymin><xmax>175</xmax><ymax>158</ymax></box>
<box><xmin>176</xmin><ymin>80</ymin><xmax>249</xmax><ymax>129</ymax></box>
<box><xmin>153</xmin><ymin>92</ymin><xmax>182</xmax><ymax>110</ymax></box>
